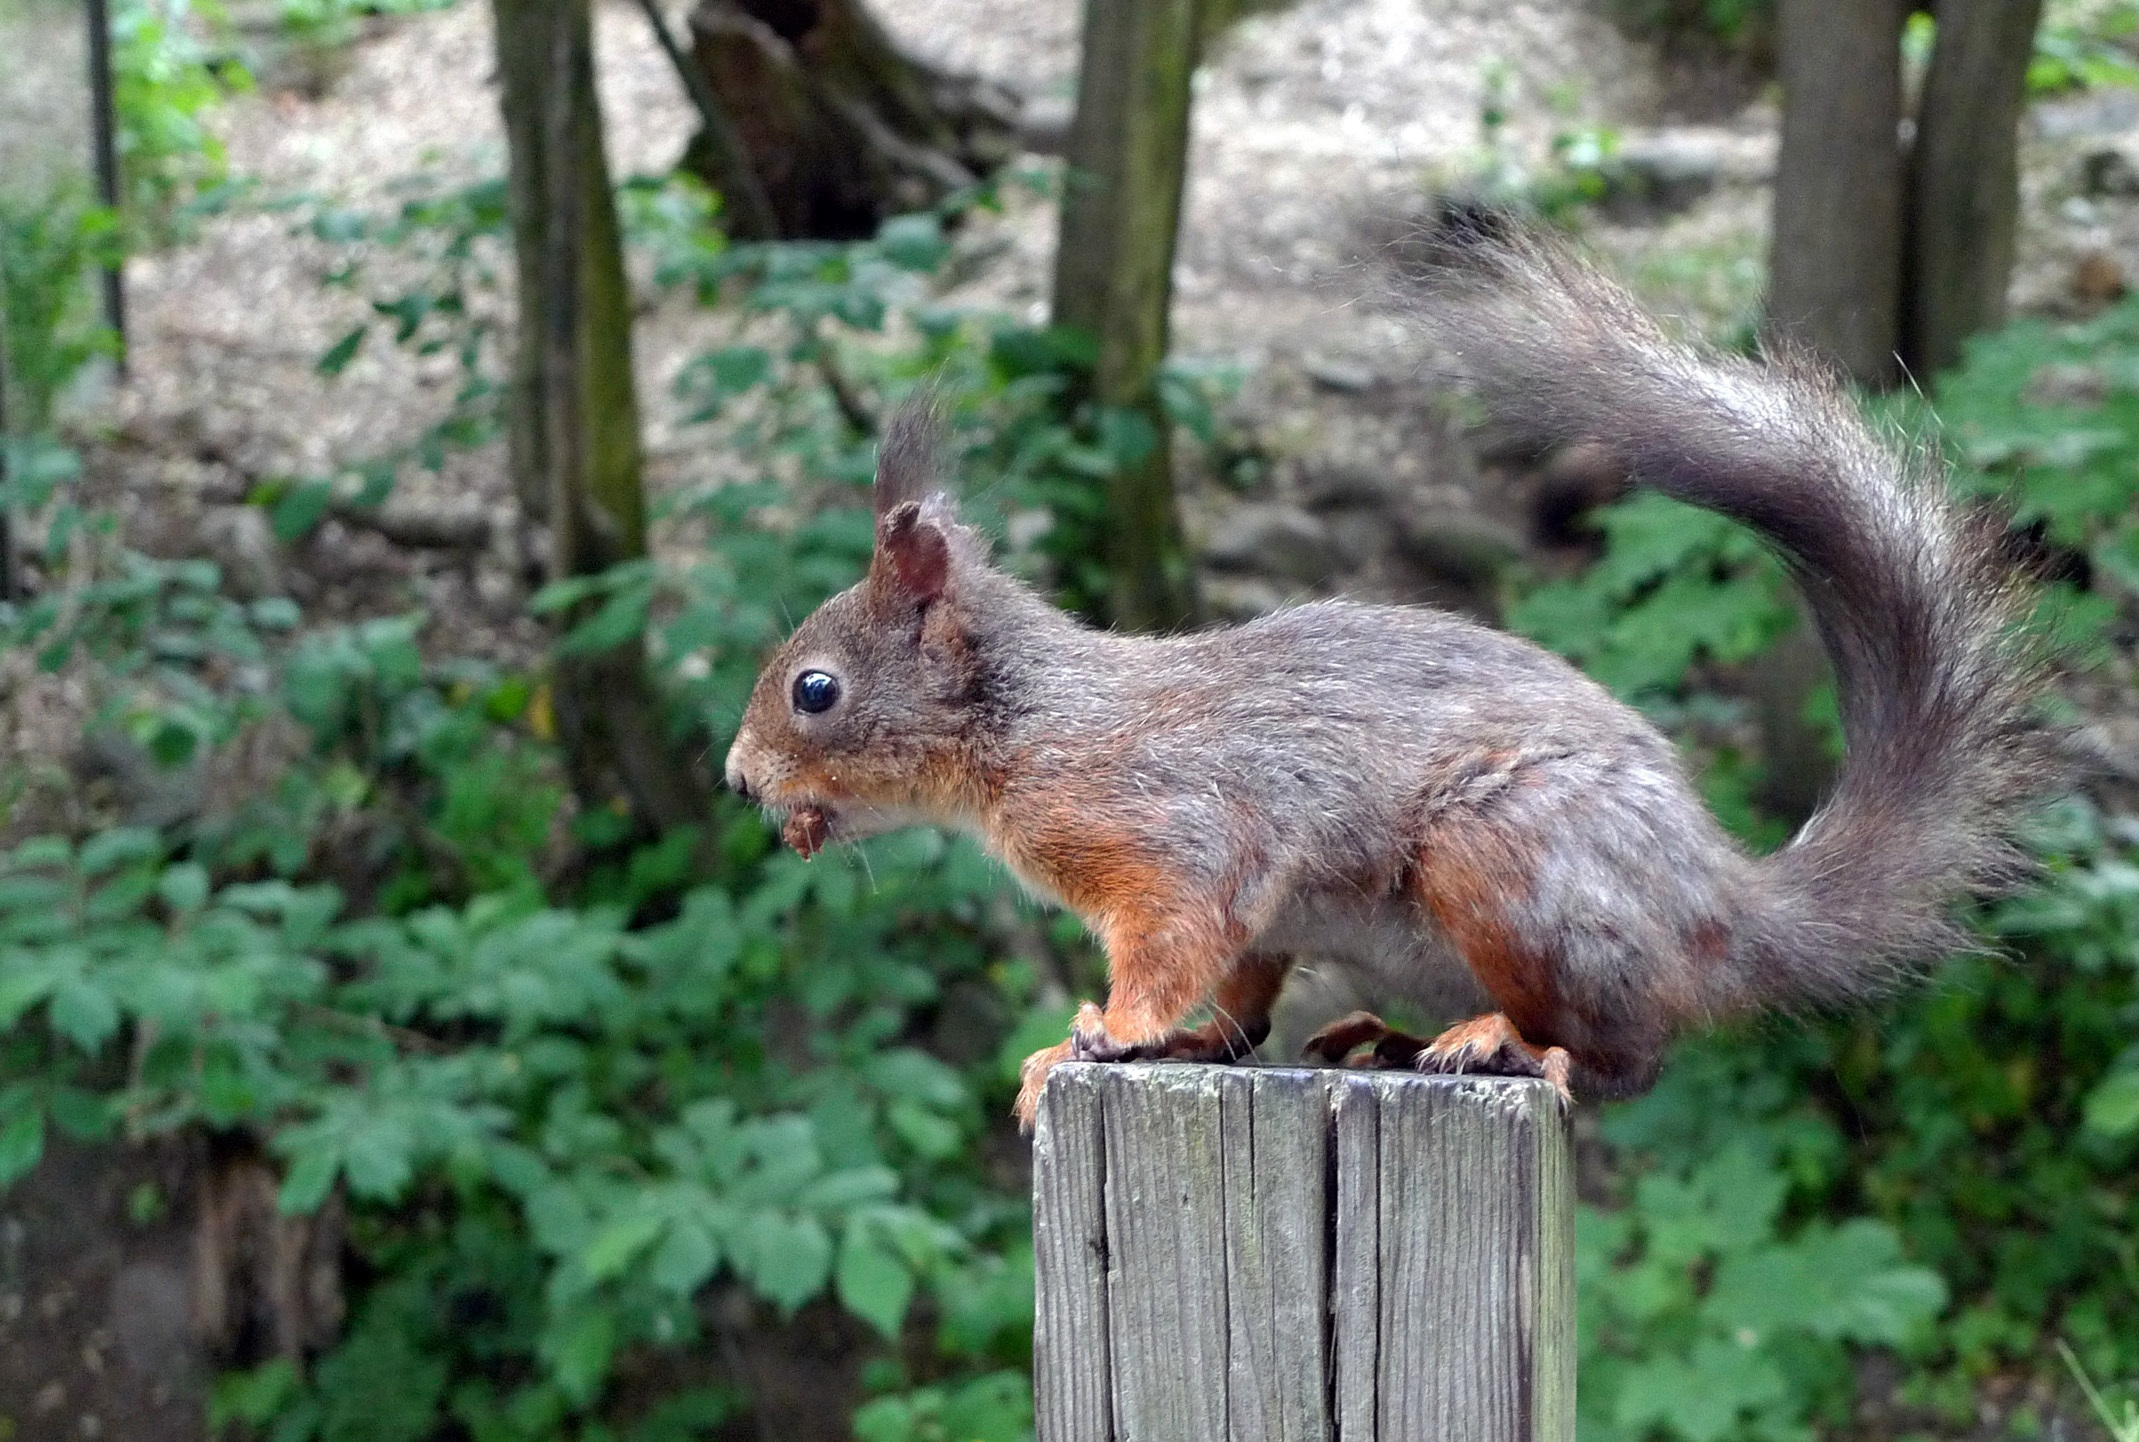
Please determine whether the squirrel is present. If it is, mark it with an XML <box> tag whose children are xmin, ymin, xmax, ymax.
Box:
<box><xmin>722</xmin><ymin>228</ymin><xmax>2065</xmax><ymax>1133</ymax></box>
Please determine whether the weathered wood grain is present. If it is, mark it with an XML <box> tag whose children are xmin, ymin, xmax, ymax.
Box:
<box><xmin>1032</xmin><ymin>1064</ymin><xmax>1573</xmax><ymax>1442</ymax></box>
<box><xmin>1033</xmin><ymin>1065</ymin><xmax>1112</xmax><ymax>1442</ymax></box>
<box><xmin>1373</xmin><ymin>1076</ymin><xmax>1567</xmax><ymax>1442</ymax></box>
<box><xmin>1098</xmin><ymin>1064</ymin><xmax>1230</xmax><ymax>1442</ymax></box>
<box><xmin>1218</xmin><ymin>1068</ymin><xmax>1330</xmax><ymax>1442</ymax></box>
<box><xmin>1330</xmin><ymin>1074</ymin><xmax>1382</xmax><ymax>1442</ymax></box>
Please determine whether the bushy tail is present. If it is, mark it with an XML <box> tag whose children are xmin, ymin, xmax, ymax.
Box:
<box><xmin>1404</xmin><ymin>225</ymin><xmax>2064</xmax><ymax>1005</ymax></box>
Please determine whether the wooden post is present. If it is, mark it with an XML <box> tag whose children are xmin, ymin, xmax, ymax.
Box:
<box><xmin>1032</xmin><ymin>1064</ymin><xmax>1574</xmax><ymax>1442</ymax></box>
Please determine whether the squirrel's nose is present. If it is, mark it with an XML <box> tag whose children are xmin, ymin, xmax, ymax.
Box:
<box><xmin>724</xmin><ymin>750</ymin><xmax>757</xmax><ymax>803</ymax></box>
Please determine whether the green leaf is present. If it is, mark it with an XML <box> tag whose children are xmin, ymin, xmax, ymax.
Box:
<box><xmin>886</xmin><ymin>1099</ymin><xmax>962</xmax><ymax>1161</ymax></box>
<box><xmin>581</xmin><ymin>1210</ymin><xmax>665</xmax><ymax>1282</ymax></box>
<box><xmin>852</xmin><ymin>1394</ymin><xmax>918</xmax><ymax>1442</ymax></box>
<box><xmin>0</xmin><ymin>1104</ymin><xmax>46</xmax><ymax>1188</ymax></box>
<box><xmin>877</xmin><ymin>213</ymin><xmax>948</xmax><ymax>272</ymax></box>
<box><xmin>1706</xmin><ymin>1218</ymin><xmax>1946</xmax><ymax>1345</ymax></box>
<box><xmin>527</xmin><ymin>573</ymin><xmax>608</xmax><ymax>615</ymax></box>
<box><xmin>10</xmin><ymin>836</ymin><xmax>73</xmax><ymax>869</ymax></box>
<box><xmin>2082</xmin><ymin>1065</ymin><xmax>2139</xmax><ymax>1138</ymax></box>
<box><xmin>78</xmin><ymin>826</ymin><xmax>159</xmax><ymax>875</ymax></box>
<box><xmin>209</xmin><ymin>1358</ymin><xmax>300</xmax><ymax>1429</ymax></box>
<box><xmin>937</xmin><ymin>1372</ymin><xmax>1032</xmax><ymax>1442</ymax></box>
<box><xmin>277</xmin><ymin>1147</ymin><xmax>340</xmax><ymax>1215</ymax></box>
<box><xmin>49</xmin><ymin>976</ymin><xmax>120</xmax><ymax>1052</ymax></box>
<box><xmin>340</xmin><ymin>1118</ymin><xmax>418</xmax><ymax>1200</ymax></box>
<box><xmin>837</xmin><ymin>1224</ymin><xmax>915</xmax><ymax>1339</ymax></box>
<box><xmin>676</xmin><ymin>345</ymin><xmax>771</xmax><ymax>416</ymax></box>
<box><xmin>270</xmin><ymin>479</ymin><xmax>337</xmax><ymax>542</ymax></box>
<box><xmin>556</xmin><ymin>581</ymin><xmax>652</xmax><ymax>656</ymax></box>
<box><xmin>541</xmin><ymin>1304</ymin><xmax>618</xmax><ymax>1404</ymax></box>
<box><xmin>249</xmin><ymin>595</ymin><xmax>301</xmax><ymax>630</ymax></box>
<box><xmin>0</xmin><ymin>966</ymin><xmax>58</xmax><ymax>1029</ymax></box>
<box><xmin>647</xmin><ymin>1216</ymin><xmax>720</xmax><ymax>1295</ymax></box>
<box><xmin>1093</xmin><ymin>406</ymin><xmax>1158</xmax><ymax>471</ymax></box>
<box><xmin>739</xmin><ymin>1214</ymin><xmax>832</xmax><ymax>1313</ymax></box>
<box><xmin>1612</xmin><ymin>1336</ymin><xmax>1788</xmax><ymax>1442</ymax></box>
<box><xmin>317</xmin><ymin>324</ymin><xmax>368</xmax><ymax>376</ymax></box>
<box><xmin>805</xmin><ymin>1166</ymin><xmax>898</xmax><ymax>1211</ymax></box>
<box><xmin>158</xmin><ymin>862</ymin><xmax>210</xmax><ymax>914</ymax></box>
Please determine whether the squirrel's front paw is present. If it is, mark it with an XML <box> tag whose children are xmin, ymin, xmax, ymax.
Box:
<box><xmin>1068</xmin><ymin>1002</ymin><xmax>1145</xmax><ymax>1063</ymax></box>
<box><xmin>1014</xmin><ymin>1038</ymin><xmax>1075</xmax><ymax>1134</ymax></box>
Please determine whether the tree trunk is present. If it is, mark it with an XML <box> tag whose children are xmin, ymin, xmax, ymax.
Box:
<box><xmin>1051</xmin><ymin>0</ymin><xmax>1199</xmax><ymax>632</ymax></box>
<box><xmin>1765</xmin><ymin>0</ymin><xmax>1910</xmax><ymax>386</ymax></box>
<box><xmin>1903</xmin><ymin>0</ymin><xmax>2046</xmax><ymax>379</ymax></box>
<box><xmin>682</xmin><ymin>0</ymin><xmax>1018</xmax><ymax>239</ymax></box>
<box><xmin>492</xmin><ymin>0</ymin><xmax>713</xmax><ymax>832</ymax></box>
<box><xmin>494</xmin><ymin>2</ymin><xmax>554</xmax><ymax>523</ymax></box>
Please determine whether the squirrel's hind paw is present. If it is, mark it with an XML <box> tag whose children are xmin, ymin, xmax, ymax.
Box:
<box><xmin>1301</xmin><ymin>1011</ymin><xmax>1431</xmax><ymax>1069</ymax></box>
<box><xmin>1306</xmin><ymin>1011</ymin><xmax>1575</xmax><ymax>1109</ymax></box>
<box><xmin>1416</xmin><ymin>1013</ymin><xmax>1575</xmax><ymax>1109</ymax></box>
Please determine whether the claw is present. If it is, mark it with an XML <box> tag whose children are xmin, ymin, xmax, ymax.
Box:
<box><xmin>1415</xmin><ymin>1013</ymin><xmax>1574</xmax><ymax>1109</ymax></box>
<box><xmin>1069</xmin><ymin>1002</ymin><xmax>1144</xmax><ymax>1062</ymax></box>
<box><xmin>1011</xmin><ymin>1002</ymin><xmax>1152</xmax><ymax>1135</ymax></box>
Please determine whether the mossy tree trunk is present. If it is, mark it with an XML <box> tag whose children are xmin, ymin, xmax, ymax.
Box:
<box><xmin>681</xmin><ymin>0</ymin><xmax>1018</xmax><ymax>240</ymax></box>
<box><xmin>1051</xmin><ymin>0</ymin><xmax>1200</xmax><ymax>632</ymax></box>
<box><xmin>492</xmin><ymin>0</ymin><xmax>712</xmax><ymax>831</ymax></box>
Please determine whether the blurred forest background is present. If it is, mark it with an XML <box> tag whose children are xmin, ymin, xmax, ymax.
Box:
<box><xmin>2</xmin><ymin>0</ymin><xmax>2138</xmax><ymax>1438</ymax></box>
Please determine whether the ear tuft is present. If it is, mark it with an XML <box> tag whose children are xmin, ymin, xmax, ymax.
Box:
<box><xmin>874</xmin><ymin>499</ymin><xmax>951</xmax><ymax>605</ymax></box>
<box><xmin>874</xmin><ymin>395</ymin><xmax>948</xmax><ymax>520</ymax></box>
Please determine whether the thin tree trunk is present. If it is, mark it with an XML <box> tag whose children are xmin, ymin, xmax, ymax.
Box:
<box><xmin>492</xmin><ymin>0</ymin><xmax>713</xmax><ymax>832</ymax></box>
<box><xmin>1051</xmin><ymin>0</ymin><xmax>1199</xmax><ymax>632</ymax></box>
<box><xmin>1903</xmin><ymin>0</ymin><xmax>2045</xmax><ymax>380</ymax></box>
<box><xmin>1765</xmin><ymin>0</ymin><xmax>1910</xmax><ymax>386</ymax></box>
<box><xmin>495</xmin><ymin>2</ymin><xmax>554</xmax><ymax>523</ymax></box>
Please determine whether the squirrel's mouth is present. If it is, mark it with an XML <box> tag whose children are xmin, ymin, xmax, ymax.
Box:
<box><xmin>780</xmin><ymin>802</ymin><xmax>836</xmax><ymax>858</ymax></box>
<box><xmin>769</xmin><ymin>796</ymin><xmax>938</xmax><ymax>858</ymax></box>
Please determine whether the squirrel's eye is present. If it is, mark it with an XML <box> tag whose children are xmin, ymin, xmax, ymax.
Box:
<box><xmin>792</xmin><ymin>670</ymin><xmax>841</xmax><ymax>715</ymax></box>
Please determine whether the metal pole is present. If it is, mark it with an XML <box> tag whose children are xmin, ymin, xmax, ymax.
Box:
<box><xmin>86</xmin><ymin>0</ymin><xmax>127</xmax><ymax>374</ymax></box>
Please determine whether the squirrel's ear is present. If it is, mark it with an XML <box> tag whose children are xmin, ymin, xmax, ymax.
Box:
<box><xmin>874</xmin><ymin>500</ymin><xmax>950</xmax><ymax>605</ymax></box>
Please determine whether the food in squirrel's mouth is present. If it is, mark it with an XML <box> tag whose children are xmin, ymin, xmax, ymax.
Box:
<box><xmin>783</xmin><ymin>805</ymin><xmax>832</xmax><ymax>858</ymax></box>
